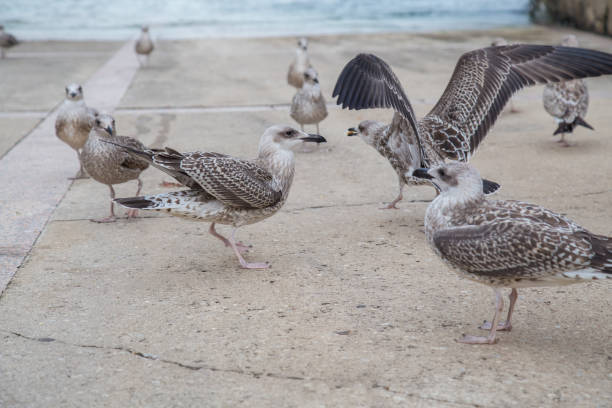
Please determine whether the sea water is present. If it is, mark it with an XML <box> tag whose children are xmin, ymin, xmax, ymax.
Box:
<box><xmin>1</xmin><ymin>0</ymin><xmax>530</xmax><ymax>40</ymax></box>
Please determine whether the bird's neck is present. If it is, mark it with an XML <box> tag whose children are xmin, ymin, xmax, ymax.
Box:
<box><xmin>64</xmin><ymin>99</ymin><xmax>85</xmax><ymax>107</ymax></box>
<box><xmin>295</xmin><ymin>49</ymin><xmax>309</xmax><ymax>67</ymax></box>
<box><xmin>301</xmin><ymin>81</ymin><xmax>320</xmax><ymax>96</ymax></box>
<box><xmin>425</xmin><ymin>189</ymin><xmax>485</xmax><ymax>235</ymax></box>
<box><xmin>257</xmin><ymin>147</ymin><xmax>296</xmax><ymax>199</ymax></box>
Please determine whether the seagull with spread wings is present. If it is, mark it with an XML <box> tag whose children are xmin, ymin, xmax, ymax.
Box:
<box><xmin>109</xmin><ymin>125</ymin><xmax>326</xmax><ymax>269</ymax></box>
<box><xmin>333</xmin><ymin>45</ymin><xmax>612</xmax><ymax>208</ymax></box>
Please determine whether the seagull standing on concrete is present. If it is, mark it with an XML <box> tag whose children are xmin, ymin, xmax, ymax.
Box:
<box><xmin>543</xmin><ymin>35</ymin><xmax>592</xmax><ymax>147</ymax></box>
<box><xmin>55</xmin><ymin>83</ymin><xmax>99</xmax><ymax>179</ymax></box>
<box><xmin>0</xmin><ymin>25</ymin><xmax>18</xmax><ymax>59</ymax></box>
<box><xmin>112</xmin><ymin>125</ymin><xmax>326</xmax><ymax>269</ymax></box>
<box><xmin>134</xmin><ymin>26</ymin><xmax>154</xmax><ymax>65</ymax></box>
<box><xmin>290</xmin><ymin>67</ymin><xmax>328</xmax><ymax>134</ymax></box>
<box><xmin>287</xmin><ymin>38</ymin><xmax>312</xmax><ymax>89</ymax></box>
<box><xmin>81</xmin><ymin>113</ymin><xmax>149</xmax><ymax>223</ymax></box>
<box><xmin>334</xmin><ymin>45</ymin><xmax>612</xmax><ymax>208</ymax></box>
<box><xmin>413</xmin><ymin>162</ymin><xmax>612</xmax><ymax>345</ymax></box>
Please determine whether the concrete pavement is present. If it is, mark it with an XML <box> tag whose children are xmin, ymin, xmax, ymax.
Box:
<box><xmin>0</xmin><ymin>26</ymin><xmax>611</xmax><ymax>407</ymax></box>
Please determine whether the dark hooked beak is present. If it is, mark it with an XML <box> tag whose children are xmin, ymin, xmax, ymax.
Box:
<box><xmin>105</xmin><ymin>126</ymin><xmax>113</xmax><ymax>136</ymax></box>
<box><xmin>313</xmin><ymin>77</ymin><xmax>319</xmax><ymax>84</ymax></box>
<box><xmin>70</xmin><ymin>92</ymin><xmax>77</xmax><ymax>98</ymax></box>
<box><xmin>299</xmin><ymin>134</ymin><xmax>326</xmax><ymax>143</ymax></box>
<box><xmin>347</xmin><ymin>127</ymin><xmax>358</xmax><ymax>136</ymax></box>
<box><xmin>412</xmin><ymin>168</ymin><xmax>433</xmax><ymax>180</ymax></box>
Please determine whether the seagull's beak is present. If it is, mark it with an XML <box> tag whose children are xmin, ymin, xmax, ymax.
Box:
<box><xmin>105</xmin><ymin>126</ymin><xmax>113</xmax><ymax>136</ymax></box>
<box><xmin>347</xmin><ymin>127</ymin><xmax>358</xmax><ymax>136</ymax></box>
<box><xmin>313</xmin><ymin>77</ymin><xmax>319</xmax><ymax>84</ymax></box>
<box><xmin>412</xmin><ymin>168</ymin><xmax>433</xmax><ymax>180</ymax></box>
<box><xmin>299</xmin><ymin>133</ymin><xmax>326</xmax><ymax>143</ymax></box>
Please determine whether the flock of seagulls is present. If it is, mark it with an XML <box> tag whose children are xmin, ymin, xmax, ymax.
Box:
<box><xmin>28</xmin><ymin>25</ymin><xmax>612</xmax><ymax>344</ymax></box>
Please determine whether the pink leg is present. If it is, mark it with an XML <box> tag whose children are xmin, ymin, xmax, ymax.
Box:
<box><xmin>458</xmin><ymin>288</ymin><xmax>503</xmax><ymax>345</ymax></box>
<box><xmin>69</xmin><ymin>150</ymin><xmax>89</xmax><ymax>179</ymax></box>
<box><xmin>126</xmin><ymin>178</ymin><xmax>143</xmax><ymax>218</ymax></box>
<box><xmin>229</xmin><ymin>228</ymin><xmax>269</xmax><ymax>269</ymax></box>
<box><xmin>380</xmin><ymin>181</ymin><xmax>404</xmax><ymax>210</ymax></box>
<box><xmin>209</xmin><ymin>223</ymin><xmax>250</xmax><ymax>254</ymax></box>
<box><xmin>480</xmin><ymin>288</ymin><xmax>517</xmax><ymax>331</ymax></box>
<box><xmin>92</xmin><ymin>185</ymin><xmax>117</xmax><ymax>223</ymax></box>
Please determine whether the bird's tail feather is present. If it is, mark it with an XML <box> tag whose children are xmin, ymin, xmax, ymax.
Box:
<box><xmin>574</xmin><ymin>116</ymin><xmax>594</xmax><ymax>131</ymax></box>
<box><xmin>482</xmin><ymin>179</ymin><xmax>501</xmax><ymax>195</ymax></box>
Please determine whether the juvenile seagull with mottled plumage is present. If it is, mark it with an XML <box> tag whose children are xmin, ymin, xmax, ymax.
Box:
<box><xmin>413</xmin><ymin>162</ymin><xmax>612</xmax><ymax>345</ymax></box>
<box><xmin>110</xmin><ymin>125</ymin><xmax>326</xmax><ymax>269</ymax></box>
<box><xmin>543</xmin><ymin>35</ymin><xmax>592</xmax><ymax>147</ymax></box>
<box><xmin>333</xmin><ymin>45</ymin><xmax>612</xmax><ymax>208</ymax></box>
<box><xmin>82</xmin><ymin>113</ymin><xmax>149</xmax><ymax>223</ymax></box>
<box><xmin>0</xmin><ymin>25</ymin><xmax>18</xmax><ymax>59</ymax></box>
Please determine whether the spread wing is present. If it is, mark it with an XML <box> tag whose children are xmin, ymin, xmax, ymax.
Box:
<box><xmin>333</xmin><ymin>53</ymin><xmax>423</xmax><ymax>164</ymax></box>
<box><xmin>433</xmin><ymin>221</ymin><xmax>594</xmax><ymax>277</ymax></box>
<box><xmin>421</xmin><ymin>45</ymin><xmax>612</xmax><ymax>161</ymax></box>
<box><xmin>180</xmin><ymin>154</ymin><xmax>282</xmax><ymax>209</ymax></box>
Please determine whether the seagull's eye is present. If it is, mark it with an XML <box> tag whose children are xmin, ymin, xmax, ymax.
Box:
<box><xmin>95</xmin><ymin>119</ymin><xmax>100</xmax><ymax>126</ymax></box>
<box><xmin>358</xmin><ymin>125</ymin><xmax>364</xmax><ymax>132</ymax></box>
<box><xmin>438</xmin><ymin>168</ymin><xmax>446</xmax><ymax>177</ymax></box>
<box><xmin>65</xmin><ymin>88</ymin><xmax>68</xmax><ymax>93</ymax></box>
<box><xmin>78</xmin><ymin>86</ymin><xmax>82</xmax><ymax>92</ymax></box>
<box><xmin>285</xmin><ymin>130</ymin><xmax>294</xmax><ymax>137</ymax></box>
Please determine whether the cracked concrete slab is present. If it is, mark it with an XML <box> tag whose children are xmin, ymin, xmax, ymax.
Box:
<box><xmin>1</xmin><ymin>26</ymin><xmax>611</xmax><ymax>407</ymax></box>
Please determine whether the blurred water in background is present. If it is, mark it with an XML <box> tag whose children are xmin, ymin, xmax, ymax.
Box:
<box><xmin>1</xmin><ymin>0</ymin><xmax>530</xmax><ymax>40</ymax></box>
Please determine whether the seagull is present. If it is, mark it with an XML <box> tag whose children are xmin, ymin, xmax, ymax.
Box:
<box><xmin>290</xmin><ymin>67</ymin><xmax>328</xmax><ymax>134</ymax></box>
<box><xmin>110</xmin><ymin>125</ymin><xmax>326</xmax><ymax>269</ymax></box>
<box><xmin>81</xmin><ymin>113</ymin><xmax>149</xmax><ymax>223</ymax></box>
<box><xmin>287</xmin><ymin>37</ymin><xmax>312</xmax><ymax>89</ymax></box>
<box><xmin>333</xmin><ymin>45</ymin><xmax>612</xmax><ymax>208</ymax></box>
<box><xmin>55</xmin><ymin>83</ymin><xmax>99</xmax><ymax>179</ymax></box>
<box><xmin>0</xmin><ymin>25</ymin><xmax>18</xmax><ymax>59</ymax></box>
<box><xmin>134</xmin><ymin>26</ymin><xmax>154</xmax><ymax>65</ymax></box>
<box><xmin>413</xmin><ymin>162</ymin><xmax>612</xmax><ymax>345</ymax></box>
<box><xmin>543</xmin><ymin>35</ymin><xmax>592</xmax><ymax>147</ymax></box>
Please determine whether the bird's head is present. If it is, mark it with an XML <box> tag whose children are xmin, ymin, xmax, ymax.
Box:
<box><xmin>259</xmin><ymin>125</ymin><xmax>326</xmax><ymax>153</ymax></box>
<box><xmin>0</xmin><ymin>25</ymin><xmax>4</xmax><ymax>32</ymax></box>
<box><xmin>303</xmin><ymin>67</ymin><xmax>319</xmax><ymax>85</ymax></box>
<box><xmin>347</xmin><ymin>120</ymin><xmax>385</xmax><ymax>147</ymax></box>
<box><xmin>412</xmin><ymin>162</ymin><xmax>483</xmax><ymax>198</ymax></box>
<box><xmin>297</xmin><ymin>37</ymin><xmax>308</xmax><ymax>51</ymax></box>
<box><xmin>65</xmin><ymin>83</ymin><xmax>84</xmax><ymax>101</ymax></box>
<box><xmin>561</xmin><ymin>34</ymin><xmax>578</xmax><ymax>47</ymax></box>
<box><xmin>93</xmin><ymin>113</ymin><xmax>116</xmax><ymax>137</ymax></box>
<box><xmin>141</xmin><ymin>25</ymin><xmax>150</xmax><ymax>33</ymax></box>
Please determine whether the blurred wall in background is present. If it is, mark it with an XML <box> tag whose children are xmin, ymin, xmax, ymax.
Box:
<box><xmin>531</xmin><ymin>0</ymin><xmax>612</xmax><ymax>36</ymax></box>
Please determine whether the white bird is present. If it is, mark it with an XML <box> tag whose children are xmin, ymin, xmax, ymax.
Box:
<box><xmin>111</xmin><ymin>125</ymin><xmax>326</xmax><ymax>269</ymax></box>
<box><xmin>287</xmin><ymin>38</ymin><xmax>312</xmax><ymax>89</ymax></box>
<box><xmin>55</xmin><ymin>83</ymin><xmax>99</xmax><ymax>179</ymax></box>
<box><xmin>0</xmin><ymin>25</ymin><xmax>18</xmax><ymax>59</ymax></box>
<box><xmin>543</xmin><ymin>35</ymin><xmax>592</xmax><ymax>147</ymax></box>
<box><xmin>334</xmin><ymin>45</ymin><xmax>612</xmax><ymax>208</ymax></box>
<box><xmin>134</xmin><ymin>26</ymin><xmax>154</xmax><ymax>66</ymax></box>
<box><xmin>290</xmin><ymin>67</ymin><xmax>328</xmax><ymax>134</ymax></box>
<box><xmin>413</xmin><ymin>162</ymin><xmax>612</xmax><ymax>345</ymax></box>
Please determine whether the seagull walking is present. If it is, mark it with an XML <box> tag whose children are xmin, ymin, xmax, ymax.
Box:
<box><xmin>111</xmin><ymin>125</ymin><xmax>326</xmax><ymax>269</ymax></box>
<box><xmin>81</xmin><ymin>114</ymin><xmax>149</xmax><ymax>223</ymax></box>
<box><xmin>413</xmin><ymin>162</ymin><xmax>612</xmax><ymax>345</ymax></box>
<box><xmin>0</xmin><ymin>25</ymin><xmax>18</xmax><ymax>59</ymax></box>
<box><xmin>287</xmin><ymin>38</ymin><xmax>312</xmax><ymax>89</ymax></box>
<box><xmin>543</xmin><ymin>35</ymin><xmax>592</xmax><ymax>147</ymax></box>
<box><xmin>55</xmin><ymin>83</ymin><xmax>98</xmax><ymax>179</ymax></box>
<box><xmin>135</xmin><ymin>26</ymin><xmax>154</xmax><ymax>65</ymax></box>
<box><xmin>334</xmin><ymin>45</ymin><xmax>612</xmax><ymax>208</ymax></box>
